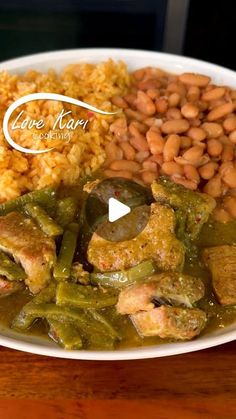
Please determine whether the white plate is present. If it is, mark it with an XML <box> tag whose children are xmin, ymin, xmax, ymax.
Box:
<box><xmin>0</xmin><ymin>48</ymin><xmax>235</xmax><ymax>360</ymax></box>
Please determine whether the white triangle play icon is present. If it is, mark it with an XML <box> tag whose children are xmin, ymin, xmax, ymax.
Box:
<box><xmin>108</xmin><ymin>198</ymin><xmax>131</xmax><ymax>222</ymax></box>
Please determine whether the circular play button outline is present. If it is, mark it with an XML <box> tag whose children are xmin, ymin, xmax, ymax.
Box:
<box><xmin>84</xmin><ymin>177</ymin><xmax>152</xmax><ymax>242</ymax></box>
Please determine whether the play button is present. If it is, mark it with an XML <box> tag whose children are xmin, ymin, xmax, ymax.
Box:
<box><xmin>108</xmin><ymin>198</ymin><xmax>131</xmax><ymax>222</ymax></box>
<box><xmin>84</xmin><ymin>177</ymin><xmax>152</xmax><ymax>242</ymax></box>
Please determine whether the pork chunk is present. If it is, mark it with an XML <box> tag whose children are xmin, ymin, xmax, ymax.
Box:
<box><xmin>0</xmin><ymin>277</ymin><xmax>23</xmax><ymax>298</ymax></box>
<box><xmin>203</xmin><ymin>245</ymin><xmax>236</xmax><ymax>305</ymax></box>
<box><xmin>117</xmin><ymin>272</ymin><xmax>205</xmax><ymax>315</ymax></box>
<box><xmin>0</xmin><ymin>212</ymin><xmax>56</xmax><ymax>294</ymax></box>
<box><xmin>151</xmin><ymin>177</ymin><xmax>215</xmax><ymax>241</ymax></box>
<box><xmin>131</xmin><ymin>306</ymin><xmax>207</xmax><ymax>339</ymax></box>
<box><xmin>88</xmin><ymin>203</ymin><xmax>185</xmax><ymax>272</ymax></box>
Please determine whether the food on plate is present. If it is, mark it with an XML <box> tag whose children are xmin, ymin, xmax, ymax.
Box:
<box><xmin>151</xmin><ymin>176</ymin><xmax>216</xmax><ymax>242</ymax></box>
<box><xmin>0</xmin><ymin>211</ymin><xmax>56</xmax><ymax>293</ymax></box>
<box><xmin>87</xmin><ymin>202</ymin><xmax>185</xmax><ymax>272</ymax></box>
<box><xmin>0</xmin><ymin>59</ymin><xmax>235</xmax><ymax>351</ymax></box>
<box><xmin>116</xmin><ymin>273</ymin><xmax>205</xmax><ymax>314</ymax></box>
<box><xmin>203</xmin><ymin>245</ymin><xmax>236</xmax><ymax>305</ymax></box>
<box><xmin>131</xmin><ymin>306</ymin><xmax>207</xmax><ymax>340</ymax></box>
<box><xmin>0</xmin><ymin>174</ymin><xmax>234</xmax><ymax>350</ymax></box>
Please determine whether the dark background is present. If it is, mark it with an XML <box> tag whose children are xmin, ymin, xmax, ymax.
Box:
<box><xmin>0</xmin><ymin>0</ymin><xmax>235</xmax><ymax>70</ymax></box>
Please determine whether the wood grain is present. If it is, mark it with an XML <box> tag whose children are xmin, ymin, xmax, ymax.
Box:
<box><xmin>0</xmin><ymin>342</ymin><xmax>235</xmax><ymax>418</ymax></box>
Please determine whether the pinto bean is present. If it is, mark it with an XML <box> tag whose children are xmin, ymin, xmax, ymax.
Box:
<box><xmin>125</xmin><ymin>108</ymin><xmax>146</xmax><ymax>121</ymax></box>
<box><xmin>148</xmin><ymin>154</ymin><xmax>164</xmax><ymax>166</ymax></box>
<box><xmin>175</xmin><ymin>153</ymin><xmax>210</xmax><ymax>168</ymax></box>
<box><xmin>163</xmin><ymin>134</ymin><xmax>181</xmax><ymax>162</ymax></box>
<box><xmin>110</xmin><ymin>160</ymin><xmax>140</xmax><ymax>172</ymax></box>
<box><xmin>137</xmin><ymin>78</ymin><xmax>160</xmax><ymax>91</ymax></box>
<box><xmin>135</xmin><ymin>151</ymin><xmax>150</xmax><ymax>163</ymax></box>
<box><xmin>146</xmin><ymin>89</ymin><xmax>160</xmax><ymax>100</ymax></box>
<box><xmin>105</xmin><ymin>142</ymin><xmax>123</xmax><ymax>161</ymax></box>
<box><xmin>120</xmin><ymin>142</ymin><xmax>136</xmax><ymax>160</ymax></box>
<box><xmin>182</xmin><ymin>145</ymin><xmax>204</xmax><ymax>164</ymax></box>
<box><xmin>161</xmin><ymin>119</ymin><xmax>190</xmax><ymax>134</ymax></box>
<box><xmin>171</xmin><ymin>175</ymin><xmax>198</xmax><ymax>190</ymax></box>
<box><xmin>156</xmin><ymin>97</ymin><xmax>168</xmax><ymax>114</ymax></box>
<box><xmin>223</xmin><ymin>196</ymin><xmax>236</xmax><ymax>218</ymax></box>
<box><xmin>104</xmin><ymin>169</ymin><xmax>133</xmax><ymax>179</ymax></box>
<box><xmin>218</xmin><ymin>135</ymin><xmax>232</xmax><ymax>145</ymax></box>
<box><xmin>203</xmin><ymin>175</ymin><xmax>222</xmax><ymax>198</ymax></box>
<box><xmin>201</xmin><ymin>122</ymin><xmax>223</xmax><ymax>138</ymax></box>
<box><xmin>221</xmin><ymin>144</ymin><xmax>234</xmax><ymax>161</ymax></box>
<box><xmin>180</xmin><ymin>136</ymin><xmax>192</xmax><ymax>149</ymax></box>
<box><xmin>141</xmin><ymin>170</ymin><xmax>157</xmax><ymax>185</ymax></box>
<box><xmin>146</xmin><ymin>127</ymin><xmax>165</xmax><ymax>155</ymax></box>
<box><xmin>144</xmin><ymin>117</ymin><xmax>163</xmax><ymax>128</ymax></box>
<box><xmin>223</xmin><ymin>116</ymin><xmax>236</xmax><ymax>132</ymax></box>
<box><xmin>179</xmin><ymin>73</ymin><xmax>210</xmax><ymax>87</ymax></box>
<box><xmin>142</xmin><ymin>160</ymin><xmax>157</xmax><ymax>172</ymax></box>
<box><xmin>129</xmin><ymin>121</ymin><xmax>147</xmax><ymax>135</ymax></box>
<box><xmin>198</xmin><ymin>162</ymin><xmax>218</xmax><ymax>180</ymax></box>
<box><xmin>202</xmin><ymin>87</ymin><xmax>226</xmax><ymax>101</ymax></box>
<box><xmin>166</xmin><ymin>82</ymin><xmax>186</xmax><ymax>97</ymax></box>
<box><xmin>222</xmin><ymin>168</ymin><xmax>236</xmax><ymax>188</ymax></box>
<box><xmin>229</xmin><ymin>130</ymin><xmax>236</xmax><ymax>144</ymax></box>
<box><xmin>207</xmin><ymin>139</ymin><xmax>223</xmax><ymax>157</ymax></box>
<box><xmin>104</xmin><ymin>169</ymin><xmax>132</xmax><ymax>179</ymax></box>
<box><xmin>187</xmin><ymin>127</ymin><xmax>206</xmax><ymax>142</ymax></box>
<box><xmin>207</xmin><ymin>102</ymin><xmax>234</xmax><ymax>121</ymax></box>
<box><xmin>168</xmin><ymin>92</ymin><xmax>180</xmax><ymax>107</ymax></box>
<box><xmin>213</xmin><ymin>208</ymin><xmax>231</xmax><ymax>223</ymax></box>
<box><xmin>184</xmin><ymin>165</ymin><xmax>200</xmax><ymax>183</ymax></box>
<box><xmin>190</xmin><ymin>119</ymin><xmax>201</xmax><ymax>127</ymax></box>
<box><xmin>135</xmin><ymin>91</ymin><xmax>156</xmax><ymax>116</ymax></box>
<box><xmin>166</xmin><ymin>108</ymin><xmax>182</xmax><ymax>120</ymax></box>
<box><xmin>187</xmin><ymin>86</ymin><xmax>200</xmax><ymax>101</ymax></box>
<box><xmin>109</xmin><ymin>118</ymin><xmax>127</xmax><ymax>138</ymax></box>
<box><xmin>181</xmin><ymin>103</ymin><xmax>199</xmax><ymax>119</ymax></box>
<box><xmin>123</xmin><ymin>93</ymin><xmax>137</xmax><ymax>107</ymax></box>
<box><xmin>219</xmin><ymin>161</ymin><xmax>234</xmax><ymax>177</ymax></box>
<box><xmin>162</xmin><ymin>161</ymin><xmax>184</xmax><ymax>176</ymax></box>
<box><xmin>130</xmin><ymin>135</ymin><xmax>149</xmax><ymax>152</ymax></box>
<box><xmin>111</xmin><ymin>96</ymin><xmax>128</xmax><ymax>109</ymax></box>
<box><xmin>133</xmin><ymin>68</ymin><xmax>145</xmax><ymax>81</ymax></box>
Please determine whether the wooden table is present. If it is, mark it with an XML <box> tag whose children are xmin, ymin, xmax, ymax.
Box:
<box><xmin>0</xmin><ymin>342</ymin><xmax>235</xmax><ymax>419</ymax></box>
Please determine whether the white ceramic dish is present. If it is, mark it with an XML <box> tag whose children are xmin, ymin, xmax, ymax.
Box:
<box><xmin>0</xmin><ymin>48</ymin><xmax>235</xmax><ymax>360</ymax></box>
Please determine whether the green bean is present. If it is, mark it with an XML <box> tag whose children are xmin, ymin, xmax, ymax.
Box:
<box><xmin>55</xmin><ymin>197</ymin><xmax>78</xmax><ymax>227</ymax></box>
<box><xmin>53</xmin><ymin>223</ymin><xmax>79</xmax><ymax>280</ymax></box>
<box><xmin>24</xmin><ymin>203</ymin><xmax>63</xmax><ymax>237</ymax></box>
<box><xmin>56</xmin><ymin>282</ymin><xmax>118</xmax><ymax>309</ymax></box>
<box><xmin>90</xmin><ymin>260</ymin><xmax>156</xmax><ymax>288</ymax></box>
<box><xmin>13</xmin><ymin>297</ymin><xmax>116</xmax><ymax>349</ymax></box>
<box><xmin>48</xmin><ymin>319</ymin><xmax>82</xmax><ymax>350</ymax></box>
<box><xmin>13</xmin><ymin>303</ymin><xmax>88</xmax><ymax>329</ymax></box>
<box><xmin>0</xmin><ymin>186</ymin><xmax>57</xmax><ymax>216</ymax></box>
<box><xmin>87</xmin><ymin>309</ymin><xmax>121</xmax><ymax>340</ymax></box>
<box><xmin>12</xmin><ymin>282</ymin><xmax>57</xmax><ymax>330</ymax></box>
<box><xmin>0</xmin><ymin>251</ymin><xmax>26</xmax><ymax>281</ymax></box>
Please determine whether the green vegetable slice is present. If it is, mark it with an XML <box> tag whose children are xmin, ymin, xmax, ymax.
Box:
<box><xmin>48</xmin><ymin>319</ymin><xmax>83</xmax><ymax>350</ymax></box>
<box><xmin>0</xmin><ymin>186</ymin><xmax>57</xmax><ymax>216</ymax></box>
<box><xmin>24</xmin><ymin>203</ymin><xmax>63</xmax><ymax>237</ymax></box>
<box><xmin>55</xmin><ymin>197</ymin><xmax>78</xmax><ymax>227</ymax></box>
<box><xmin>53</xmin><ymin>223</ymin><xmax>79</xmax><ymax>280</ymax></box>
<box><xmin>0</xmin><ymin>251</ymin><xmax>26</xmax><ymax>281</ymax></box>
<box><xmin>90</xmin><ymin>260</ymin><xmax>156</xmax><ymax>288</ymax></box>
<box><xmin>56</xmin><ymin>282</ymin><xmax>118</xmax><ymax>309</ymax></box>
